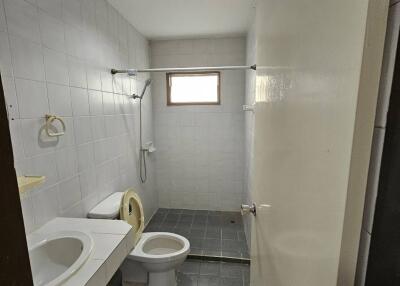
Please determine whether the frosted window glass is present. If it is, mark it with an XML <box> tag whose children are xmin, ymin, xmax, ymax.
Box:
<box><xmin>168</xmin><ymin>73</ymin><xmax>219</xmax><ymax>104</ymax></box>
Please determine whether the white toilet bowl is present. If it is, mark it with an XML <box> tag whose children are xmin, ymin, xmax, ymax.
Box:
<box><xmin>88</xmin><ymin>190</ymin><xmax>190</xmax><ymax>286</ymax></box>
<box><xmin>128</xmin><ymin>232</ymin><xmax>190</xmax><ymax>286</ymax></box>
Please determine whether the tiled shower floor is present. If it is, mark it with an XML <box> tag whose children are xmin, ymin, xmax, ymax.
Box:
<box><xmin>144</xmin><ymin>208</ymin><xmax>249</xmax><ymax>259</ymax></box>
<box><xmin>177</xmin><ymin>259</ymin><xmax>250</xmax><ymax>286</ymax></box>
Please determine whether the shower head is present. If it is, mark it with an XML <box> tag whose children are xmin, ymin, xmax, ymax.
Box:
<box><xmin>131</xmin><ymin>78</ymin><xmax>152</xmax><ymax>100</ymax></box>
<box><xmin>139</xmin><ymin>79</ymin><xmax>152</xmax><ymax>99</ymax></box>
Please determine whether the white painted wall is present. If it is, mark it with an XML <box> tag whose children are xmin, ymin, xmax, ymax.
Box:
<box><xmin>0</xmin><ymin>0</ymin><xmax>157</xmax><ymax>233</ymax></box>
<box><xmin>151</xmin><ymin>37</ymin><xmax>246</xmax><ymax>211</ymax></box>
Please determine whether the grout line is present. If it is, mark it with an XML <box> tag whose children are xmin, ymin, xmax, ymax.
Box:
<box><xmin>187</xmin><ymin>254</ymin><xmax>250</xmax><ymax>265</ymax></box>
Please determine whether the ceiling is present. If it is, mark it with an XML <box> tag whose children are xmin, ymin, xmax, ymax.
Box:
<box><xmin>107</xmin><ymin>0</ymin><xmax>255</xmax><ymax>40</ymax></box>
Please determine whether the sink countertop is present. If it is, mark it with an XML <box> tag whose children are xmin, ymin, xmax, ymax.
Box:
<box><xmin>27</xmin><ymin>217</ymin><xmax>134</xmax><ymax>286</ymax></box>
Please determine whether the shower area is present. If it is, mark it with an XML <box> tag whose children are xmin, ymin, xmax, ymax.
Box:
<box><xmin>132</xmin><ymin>38</ymin><xmax>252</xmax><ymax>260</ymax></box>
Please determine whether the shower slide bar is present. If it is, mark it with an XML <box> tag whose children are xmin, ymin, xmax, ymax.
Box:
<box><xmin>110</xmin><ymin>64</ymin><xmax>256</xmax><ymax>75</ymax></box>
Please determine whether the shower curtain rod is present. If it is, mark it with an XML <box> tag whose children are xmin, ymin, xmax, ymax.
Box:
<box><xmin>110</xmin><ymin>64</ymin><xmax>256</xmax><ymax>75</ymax></box>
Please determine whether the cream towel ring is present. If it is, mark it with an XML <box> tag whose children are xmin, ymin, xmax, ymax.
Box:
<box><xmin>45</xmin><ymin>114</ymin><xmax>66</xmax><ymax>137</ymax></box>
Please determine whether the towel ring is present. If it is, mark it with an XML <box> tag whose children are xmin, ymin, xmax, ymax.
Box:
<box><xmin>45</xmin><ymin>114</ymin><xmax>66</xmax><ymax>137</ymax></box>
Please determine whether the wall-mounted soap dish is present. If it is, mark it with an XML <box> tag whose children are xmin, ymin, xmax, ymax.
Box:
<box><xmin>18</xmin><ymin>176</ymin><xmax>45</xmax><ymax>193</ymax></box>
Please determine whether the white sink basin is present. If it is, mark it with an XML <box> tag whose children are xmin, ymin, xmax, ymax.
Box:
<box><xmin>28</xmin><ymin>231</ymin><xmax>93</xmax><ymax>286</ymax></box>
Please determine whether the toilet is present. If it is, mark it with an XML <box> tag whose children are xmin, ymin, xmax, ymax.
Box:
<box><xmin>88</xmin><ymin>189</ymin><xmax>190</xmax><ymax>286</ymax></box>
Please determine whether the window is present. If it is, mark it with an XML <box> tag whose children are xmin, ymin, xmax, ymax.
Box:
<box><xmin>166</xmin><ymin>72</ymin><xmax>220</xmax><ymax>105</ymax></box>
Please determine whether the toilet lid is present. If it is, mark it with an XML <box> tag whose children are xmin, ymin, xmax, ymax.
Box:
<box><xmin>120</xmin><ymin>189</ymin><xmax>145</xmax><ymax>246</ymax></box>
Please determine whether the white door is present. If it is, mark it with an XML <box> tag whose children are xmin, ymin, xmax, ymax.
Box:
<box><xmin>249</xmin><ymin>0</ymin><xmax>385</xmax><ymax>285</ymax></box>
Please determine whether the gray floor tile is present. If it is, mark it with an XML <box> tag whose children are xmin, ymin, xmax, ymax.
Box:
<box><xmin>190</xmin><ymin>248</ymin><xmax>203</xmax><ymax>255</ymax></box>
<box><xmin>203</xmin><ymin>238</ymin><xmax>221</xmax><ymax>251</ymax></box>
<box><xmin>165</xmin><ymin>213</ymin><xmax>180</xmax><ymax>222</ymax></box>
<box><xmin>189</xmin><ymin>229</ymin><xmax>205</xmax><ymax>239</ymax></box>
<box><xmin>177</xmin><ymin>273</ymin><xmax>198</xmax><ymax>286</ymax></box>
<box><xmin>179</xmin><ymin>260</ymin><xmax>201</xmax><ymax>274</ymax></box>
<box><xmin>222</xmin><ymin>229</ymin><xmax>237</xmax><ymax>240</ymax></box>
<box><xmin>174</xmin><ymin>227</ymin><xmax>191</xmax><ymax>237</ymax></box>
<box><xmin>220</xmin><ymin>277</ymin><xmax>243</xmax><ymax>286</ymax></box>
<box><xmin>221</xmin><ymin>250</ymin><xmax>242</xmax><ymax>258</ymax></box>
<box><xmin>148</xmin><ymin>208</ymin><xmax>249</xmax><ymax>259</ymax></box>
<box><xmin>194</xmin><ymin>215</ymin><xmax>208</xmax><ymax>223</ymax></box>
<box><xmin>205</xmin><ymin>229</ymin><xmax>221</xmax><ymax>239</ymax></box>
<box><xmin>198</xmin><ymin>276</ymin><xmax>220</xmax><ymax>286</ymax></box>
<box><xmin>179</xmin><ymin>259</ymin><xmax>250</xmax><ymax>286</ymax></box>
<box><xmin>220</xmin><ymin>262</ymin><xmax>244</xmax><ymax>278</ymax></box>
<box><xmin>180</xmin><ymin>214</ymin><xmax>195</xmax><ymax>222</ymax></box>
<box><xmin>200</xmin><ymin>262</ymin><xmax>220</xmax><ymax>276</ymax></box>
<box><xmin>203</xmin><ymin>249</ymin><xmax>221</xmax><ymax>257</ymax></box>
<box><xmin>238</xmin><ymin>231</ymin><xmax>246</xmax><ymax>241</ymax></box>
<box><xmin>189</xmin><ymin>238</ymin><xmax>203</xmax><ymax>249</ymax></box>
<box><xmin>177</xmin><ymin>221</ymin><xmax>193</xmax><ymax>229</ymax></box>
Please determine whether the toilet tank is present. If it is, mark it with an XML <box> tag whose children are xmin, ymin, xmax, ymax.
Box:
<box><xmin>87</xmin><ymin>192</ymin><xmax>124</xmax><ymax>219</ymax></box>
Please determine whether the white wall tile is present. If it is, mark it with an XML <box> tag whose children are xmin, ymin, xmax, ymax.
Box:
<box><xmin>37</xmin><ymin>0</ymin><xmax>62</xmax><ymax>19</ymax></box>
<box><xmin>20</xmin><ymin>195</ymin><xmax>36</xmax><ymax>233</ymax></box>
<box><xmin>91</xmin><ymin>116</ymin><xmax>106</xmax><ymax>140</ymax></box>
<box><xmin>0</xmin><ymin>31</ymin><xmax>13</xmax><ymax>76</ymax></box>
<box><xmin>9</xmin><ymin>119</ymin><xmax>24</xmax><ymax>160</ymax></box>
<box><xmin>87</xmin><ymin>66</ymin><xmax>102</xmax><ymax>91</ymax></box>
<box><xmin>55</xmin><ymin>117</ymin><xmax>76</xmax><ymax>149</ymax></box>
<box><xmin>79</xmin><ymin>168</ymin><xmax>96</xmax><ymax>198</ymax></box>
<box><xmin>56</xmin><ymin>146</ymin><xmax>78</xmax><ymax>180</ymax></box>
<box><xmin>31</xmin><ymin>152</ymin><xmax>59</xmax><ymax>189</ymax></box>
<box><xmin>20</xmin><ymin>118</ymin><xmax>55</xmax><ymax>157</ymax></box>
<box><xmin>6</xmin><ymin>0</ymin><xmax>157</xmax><ymax>234</ymax></box>
<box><xmin>43</xmin><ymin>47</ymin><xmax>69</xmax><ymax>85</ymax></box>
<box><xmin>102</xmin><ymin>92</ymin><xmax>115</xmax><ymax>115</ymax></box>
<box><xmin>101</xmin><ymin>71</ymin><xmax>113</xmax><ymax>93</ymax></box>
<box><xmin>62</xmin><ymin>0</ymin><xmax>82</xmax><ymax>29</ymax></box>
<box><xmin>77</xmin><ymin>142</ymin><xmax>94</xmax><ymax>172</ymax></box>
<box><xmin>4</xmin><ymin>0</ymin><xmax>40</xmax><ymax>43</ymax></box>
<box><xmin>88</xmin><ymin>90</ymin><xmax>103</xmax><ymax>115</ymax></box>
<box><xmin>0</xmin><ymin>0</ymin><xmax>6</xmax><ymax>32</ymax></box>
<box><xmin>68</xmin><ymin>56</ymin><xmax>87</xmax><ymax>88</ymax></box>
<box><xmin>93</xmin><ymin>140</ymin><xmax>107</xmax><ymax>165</ymax></box>
<box><xmin>65</xmin><ymin>24</ymin><xmax>84</xmax><ymax>58</ymax></box>
<box><xmin>71</xmin><ymin>87</ymin><xmax>90</xmax><ymax>116</ymax></box>
<box><xmin>2</xmin><ymin>76</ymin><xmax>19</xmax><ymax>119</ymax></box>
<box><xmin>152</xmin><ymin>37</ymin><xmax>246</xmax><ymax>211</ymax></box>
<box><xmin>74</xmin><ymin>116</ymin><xmax>93</xmax><ymax>145</ymax></box>
<box><xmin>47</xmin><ymin>83</ymin><xmax>72</xmax><ymax>116</ymax></box>
<box><xmin>58</xmin><ymin>176</ymin><xmax>81</xmax><ymax>211</ymax></box>
<box><xmin>10</xmin><ymin>35</ymin><xmax>44</xmax><ymax>81</ymax></box>
<box><xmin>15</xmin><ymin>78</ymin><xmax>48</xmax><ymax>119</ymax></box>
<box><xmin>39</xmin><ymin>11</ymin><xmax>65</xmax><ymax>53</ymax></box>
<box><xmin>31</xmin><ymin>185</ymin><xmax>60</xmax><ymax>226</ymax></box>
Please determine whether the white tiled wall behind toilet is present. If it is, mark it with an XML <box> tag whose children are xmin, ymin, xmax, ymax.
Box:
<box><xmin>0</xmin><ymin>0</ymin><xmax>157</xmax><ymax>233</ymax></box>
<box><xmin>151</xmin><ymin>37</ymin><xmax>246</xmax><ymax>211</ymax></box>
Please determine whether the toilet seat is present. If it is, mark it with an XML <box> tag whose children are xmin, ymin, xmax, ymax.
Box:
<box><xmin>120</xmin><ymin>189</ymin><xmax>145</xmax><ymax>245</ymax></box>
<box><xmin>128</xmin><ymin>232</ymin><xmax>190</xmax><ymax>263</ymax></box>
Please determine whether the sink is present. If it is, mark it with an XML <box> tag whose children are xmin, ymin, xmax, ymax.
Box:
<box><xmin>28</xmin><ymin>231</ymin><xmax>93</xmax><ymax>286</ymax></box>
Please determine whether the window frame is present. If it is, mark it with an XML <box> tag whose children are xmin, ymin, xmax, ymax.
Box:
<box><xmin>166</xmin><ymin>71</ymin><xmax>221</xmax><ymax>106</ymax></box>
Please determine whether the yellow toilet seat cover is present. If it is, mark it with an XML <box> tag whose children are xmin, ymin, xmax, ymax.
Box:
<box><xmin>119</xmin><ymin>189</ymin><xmax>145</xmax><ymax>246</ymax></box>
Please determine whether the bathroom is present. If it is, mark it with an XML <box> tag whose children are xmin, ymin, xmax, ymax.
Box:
<box><xmin>0</xmin><ymin>0</ymin><xmax>396</xmax><ymax>285</ymax></box>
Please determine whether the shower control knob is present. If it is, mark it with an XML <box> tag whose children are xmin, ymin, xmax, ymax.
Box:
<box><xmin>241</xmin><ymin>203</ymin><xmax>256</xmax><ymax>216</ymax></box>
